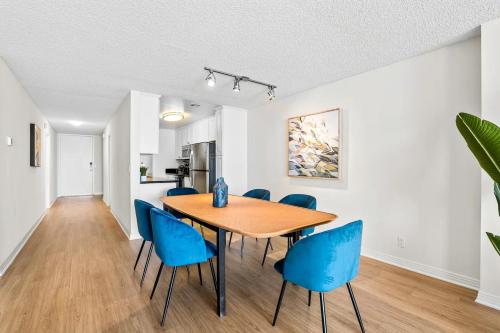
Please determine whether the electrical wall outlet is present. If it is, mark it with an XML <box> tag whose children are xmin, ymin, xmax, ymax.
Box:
<box><xmin>6</xmin><ymin>136</ymin><xmax>13</xmax><ymax>146</ymax></box>
<box><xmin>397</xmin><ymin>237</ymin><xmax>406</xmax><ymax>248</ymax></box>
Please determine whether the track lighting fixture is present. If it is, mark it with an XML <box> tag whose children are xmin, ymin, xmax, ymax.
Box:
<box><xmin>267</xmin><ymin>86</ymin><xmax>275</xmax><ymax>100</ymax></box>
<box><xmin>205</xmin><ymin>70</ymin><xmax>216</xmax><ymax>87</ymax></box>
<box><xmin>203</xmin><ymin>67</ymin><xmax>277</xmax><ymax>100</ymax></box>
<box><xmin>233</xmin><ymin>77</ymin><xmax>241</xmax><ymax>92</ymax></box>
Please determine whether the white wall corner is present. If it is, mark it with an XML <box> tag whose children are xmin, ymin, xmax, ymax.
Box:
<box><xmin>362</xmin><ymin>247</ymin><xmax>480</xmax><ymax>290</ymax></box>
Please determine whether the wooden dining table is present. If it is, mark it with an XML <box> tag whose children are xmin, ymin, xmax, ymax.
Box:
<box><xmin>161</xmin><ymin>193</ymin><xmax>337</xmax><ymax>317</ymax></box>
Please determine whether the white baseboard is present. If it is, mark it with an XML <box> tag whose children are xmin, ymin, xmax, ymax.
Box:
<box><xmin>476</xmin><ymin>291</ymin><xmax>500</xmax><ymax>310</ymax></box>
<box><xmin>0</xmin><ymin>210</ymin><xmax>47</xmax><ymax>277</ymax></box>
<box><xmin>93</xmin><ymin>192</ymin><xmax>103</xmax><ymax>195</ymax></box>
<box><xmin>109</xmin><ymin>209</ymin><xmax>130</xmax><ymax>238</ymax></box>
<box><xmin>362</xmin><ymin>247</ymin><xmax>480</xmax><ymax>290</ymax></box>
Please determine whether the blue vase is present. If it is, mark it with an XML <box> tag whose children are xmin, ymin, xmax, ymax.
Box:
<box><xmin>213</xmin><ymin>177</ymin><xmax>228</xmax><ymax>208</ymax></box>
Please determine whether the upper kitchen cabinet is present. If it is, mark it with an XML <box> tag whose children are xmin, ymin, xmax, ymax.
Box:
<box><xmin>132</xmin><ymin>91</ymin><xmax>161</xmax><ymax>154</ymax></box>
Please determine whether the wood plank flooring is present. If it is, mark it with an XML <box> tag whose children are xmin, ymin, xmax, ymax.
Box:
<box><xmin>0</xmin><ymin>196</ymin><xmax>499</xmax><ymax>332</ymax></box>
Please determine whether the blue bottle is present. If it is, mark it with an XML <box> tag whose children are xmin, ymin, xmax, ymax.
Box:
<box><xmin>213</xmin><ymin>177</ymin><xmax>228</xmax><ymax>208</ymax></box>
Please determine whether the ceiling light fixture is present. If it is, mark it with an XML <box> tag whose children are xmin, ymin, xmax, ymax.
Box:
<box><xmin>267</xmin><ymin>86</ymin><xmax>275</xmax><ymax>100</ymax></box>
<box><xmin>160</xmin><ymin>111</ymin><xmax>184</xmax><ymax>122</ymax></box>
<box><xmin>205</xmin><ymin>69</ymin><xmax>216</xmax><ymax>87</ymax></box>
<box><xmin>203</xmin><ymin>67</ymin><xmax>277</xmax><ymax>100</ymax></box>
<box><xmin>233</xmin><ymin>77</ymin><xmax>241</xmax><ymax>92</ymax></box>
<box><xmin>69</xmin><ymin>120</ymin><xmax>83</xmax><ymax>127</ymax></box>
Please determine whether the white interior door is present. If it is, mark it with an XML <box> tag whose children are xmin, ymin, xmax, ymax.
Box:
<box><xmin>58</xmin><ymin>135</ymin><xmax>93</xmax><ymax>196</ymax></box>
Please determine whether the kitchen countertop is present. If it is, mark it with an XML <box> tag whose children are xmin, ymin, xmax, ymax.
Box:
<box><xmin>140</xmin><ymin>175</ymin><xmax>184</xmax><ymax>184</ymax></box>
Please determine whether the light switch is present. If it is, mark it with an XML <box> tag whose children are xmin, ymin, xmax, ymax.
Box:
<box><xmin>6</xmin><ymin>136</ymin><xmax>13</xmax><ymax>146</ymax></box>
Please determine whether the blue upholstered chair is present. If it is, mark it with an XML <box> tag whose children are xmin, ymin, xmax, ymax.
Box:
<box><xmin>261</xmin><ymin>194</ymin><xmax>317</xmax><ymax>266</ymax></box>
<box><xmin>149</xmin><ymin>208</ymin><xmax>218</xmax><ymax>327</ymax></box>
<box><xmin>133</xmin><ymin>199</ymin><xmax>156</xmax><ymax>287</ymax></box>
<box><xmin>165</xmin><ymin>187</ymin><xmax>204</xmax><ymax>236</ymax></box>
<box><xmin>228</xmin><ymin>189</ymin><xmax>271</xmax><ymax>257</ymax></box>
<box><xmin>272</xmin><ymin>220</ymin><xmax>365</xmax><ymax>333</ymax></box>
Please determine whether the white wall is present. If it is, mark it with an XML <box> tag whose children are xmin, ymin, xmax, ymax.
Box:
<box><xmin>103</xmin><ymin>94</ymin><xmax>132</xmax><ymax>237</ymax></box>
<box><xmin>219</xmin><ymin>106</ymin><xmax>248</xmax><ymax>195</ymax></box>
<box><xmin>0</xmin><ymin>57</ymin><xmax>57</xmax><ymax>275</ymax></box>
<box><xmin>152</xmin><ymin>129</ymin><xmax>177</xmax><ymax>177</ymax></box>
<box><xmin>93</xmin><ymin>135</ymin><xmax>103</xmax><ymax>194</ymax></box>
<box><xmin>247</xmin><ymin>37</ymin><xmax>481</xmax><ymax>288</ymax></box>
<box><xmin>476</xmin><ymin>19</ymin><xmax>500</xmax><ymax>310</ymax></box>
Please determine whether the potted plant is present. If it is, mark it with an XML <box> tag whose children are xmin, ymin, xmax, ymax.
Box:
<box><xmin>140</xmin><ymin>164</ymin><xmax>148</xmax><ymax>182</ymax></box>
<box><xmin>456</xmin><ymin>112</ymin><xmax>500</xmax><ymax>255</ymax></box>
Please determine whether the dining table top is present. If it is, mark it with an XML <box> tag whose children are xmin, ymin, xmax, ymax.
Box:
<box><xmin>161</xmin><ymin>193</ymin><xmax>337</xmax><ymax>238</ymax></box>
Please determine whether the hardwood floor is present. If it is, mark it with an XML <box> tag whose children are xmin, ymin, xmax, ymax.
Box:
<box><xmin>0</xmin><ymin>196</ymin><xmax>499</xmax><ymax>332</ymax></box>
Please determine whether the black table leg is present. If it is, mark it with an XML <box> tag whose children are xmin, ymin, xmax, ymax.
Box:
<box><xmin>292</xmin><ymin>232</ymin><xmax>300</xmax><ymax>245</ymax></box>
<box><xmin>216</xmin><ymin>228</ymin><xmax>226</xmax><ymax>317</ymax></box>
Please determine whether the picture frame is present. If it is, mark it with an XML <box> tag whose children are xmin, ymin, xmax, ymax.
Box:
<box><xmin>30</xmin><ymin>123</ymin><xmax>41</xmax><ymax>167</ymax></box>
<box><xmin>287</xmin><ymin>108</ymin><xmax>341</xmax><ymax>179</ymax></box>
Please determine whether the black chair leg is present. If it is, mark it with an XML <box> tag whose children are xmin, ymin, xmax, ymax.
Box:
<box><xmin>261</xmin><ymin>238</ymin><xmax>271</xmax><ymax>266</ymax></box>
<box><xmin>346</xmin><ymin>283</ymin><xmax>365</xmax><ymax>333</ymax></box>
<box><xmin>272</xmin><ymin>280</ymin><xmax>288</xmax><ymax>326</ymax></box>
<box><xmin>308</xmin><ymin>290</ymin><xmax>312</xmax><ymax>306</ymax></box>
<box><xmin>150</xmin><ymin>263</ymin><xmax>164</xmax><ymax>299</ymax></box>
<box><xmin>269</xmin><ymin>239</ymin><xmax>274</xmax><ymax>250</ymax></box>
<box><xmin>240</xmin><ymin>236</ymin><xmax>245</xmax><ymax>258</ymax></box>
<box><xmin>320</xmin><ymin>292</ymin><xmax>327</xmax><ymax>333</ymax></box>
<box><xmin>287</xmin><ymin>237</ymin><xmax>291</xmax><ymax>249</ymax></box>
<box><xmin>200</xmin><ymin>225</ymin><xmax>205</xmax><ymax>237</ymax></box>
<box><xmin>134</xmin><ymin>239</ymin><xmax>146</xmax><ymax>270</ymax></box>
<box><xmin>197</xmin><ymin>263</ymin><xmax>203</xmax><ymax>286</ymax></box>
<box><xmin>228</xmin><ymin>232</ymin><xmax>233</xmax><ymax>248</ymax></box>
<box><xmin>209</xmin><ymin>258</ymin><xmax>218</xmax><ymax>294</ymax></box>
<box><xmin>140</xmin><ymin>242</ymin><xmax>153</xmax><ymax>287</ymax></box>
<box><xmin>161</xmin><ymin>266</ymin><xmax>178</xmax><ymax>326</ymax></box>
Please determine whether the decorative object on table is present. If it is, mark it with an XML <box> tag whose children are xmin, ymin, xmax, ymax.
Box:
<box><xmin>288</xmin><ymin>108</ymin><xmax>341</xmax><ymax>179</ymax></box>
<box><xmin>456</xmin><ymin>112</ymin><xmax>500</xmax><ymax>255</ymax></box>
<box><xmin>140</xmin><ymin>164</ymin><xmax>148</xmax><ymax>182</ymax></box>
<box><xmin>29</xmin><ymin>123</ymin><xmax>41</xmax><ymax>167</ymax></box>
<box><xmin>213</xmin><ymin>177</ymin><xmax>228</xmax><ymax>208</ymax></box>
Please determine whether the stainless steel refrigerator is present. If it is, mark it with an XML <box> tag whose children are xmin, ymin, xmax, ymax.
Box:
<box><xmin>189</xmin><ymin>142</ymin><xmax>216</xmax><ymax>193</ymax></box>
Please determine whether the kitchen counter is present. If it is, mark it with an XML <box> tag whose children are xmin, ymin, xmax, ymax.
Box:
<box><xmin>140</xmin><ymin>175</ymin><xmax>184</xmax><ymax>186</ymax></box>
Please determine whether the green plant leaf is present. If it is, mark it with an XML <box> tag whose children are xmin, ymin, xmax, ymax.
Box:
<box><xmin>486</xmin><ymin>232</ymin><xmax>500</xmax><ymax>256</ymax></box>
<box><xmin>456</xmin><ymin>113</ymin><xmax>500</xmax><ymax>184</ymax></box>
<box><xmin>495</xmin><ymin>182</ymin><xmax>500</xmax><ymax>217</ymax></box>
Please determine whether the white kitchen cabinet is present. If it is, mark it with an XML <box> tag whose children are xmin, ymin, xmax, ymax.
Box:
<box><xmin>208</xmin><ymin>115</ymin><xmax>216</xmax><ymax>141</ymax></box>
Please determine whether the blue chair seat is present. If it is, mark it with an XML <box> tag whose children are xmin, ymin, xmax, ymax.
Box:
<box><xmin>274</xmin><ymin>258</ymin><xmax>284</xmax><ymax>274</ymax></box>
<box><xmin>205</xmin><ymin>240</ymin><xmax>217</xmax><ymax>258</ymax></box>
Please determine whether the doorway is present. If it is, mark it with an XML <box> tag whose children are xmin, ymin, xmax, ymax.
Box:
<box><xmin>58</xmin><ymin>134</ymin><xmax>94</xmax><ymax>196</ymax></box>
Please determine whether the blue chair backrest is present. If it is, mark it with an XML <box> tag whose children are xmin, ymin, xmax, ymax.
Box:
<box><xmin>243</xmin><ymin>189</ymin><xmax>271</xmax><ymax>201</ymax></box>
<box><xmin>134</xmin><ymin>199</ymin><xmax>156</xmax><ymax>242</ymax></box>
<box><xmin>279</xmin><ymin>194</ymin><xmax>316</xmax><ymax>210</ymax></box>
<box><xmin>150</xmin><ymin>208</ymin><xmax>209</xmax><ymax>267</ymax></box>
<box><xmin>283</xmin><ymin>220</ymin><xmax>363</xmax><ymax>292</ymax></box>
<box><xmin>166</xmin><ymin>187</ymin><xmax>199</xmax><ymax>196</ymax></box>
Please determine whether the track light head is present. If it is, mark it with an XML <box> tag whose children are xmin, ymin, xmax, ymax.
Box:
<box><xmin>267</xmin><ymin>86</ymin><xmax>275</xmax><ymax>100</ymax></box>
<box><xmin>205</xmin><ymin>70</ymin><xmax>216</xmax><ymax>87</ymax></box>
<box><xmin>233</xmin><ymin>77</ymin><xmax>241</xmax><ymax>92</ymax></box>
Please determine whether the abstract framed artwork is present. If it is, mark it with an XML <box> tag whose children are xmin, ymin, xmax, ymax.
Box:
<box><xmin>288</xmin><ymin>108</ymin><xmax>341</xmax><ymax>179</ymax></box>
<box><xmin>30</xmin><ymin>123</ymin><xmax>41</xmax><ymax>167</ymax></box>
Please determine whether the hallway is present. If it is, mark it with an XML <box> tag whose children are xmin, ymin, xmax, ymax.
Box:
<box><xmin>0</xmin><ymin>196</ymin><xmax>499</xmax><ymax>332</ymax></box>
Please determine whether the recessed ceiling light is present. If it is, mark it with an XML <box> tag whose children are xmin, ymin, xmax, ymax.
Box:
<box><xmin>69</xmin><ymin>120</ymin><xmax>83</xmax><ymax>127</ymax></box>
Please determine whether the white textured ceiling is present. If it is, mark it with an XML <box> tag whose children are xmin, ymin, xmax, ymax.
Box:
<box><xmin>1</xmin><ymin>1</ymin><xmax>499</xmax><ymax>134</ymax></box>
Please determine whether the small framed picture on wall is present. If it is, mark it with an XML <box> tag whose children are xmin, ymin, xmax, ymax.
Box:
<box><xmin>288</xmin><ymin>108</ymin><xmax>341</xmax><ymax>179</ymax></box>
<box><xmin>30</xmin><ymin>123</ymin><xmax>41</xmax><ymax>167</ymax></box>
